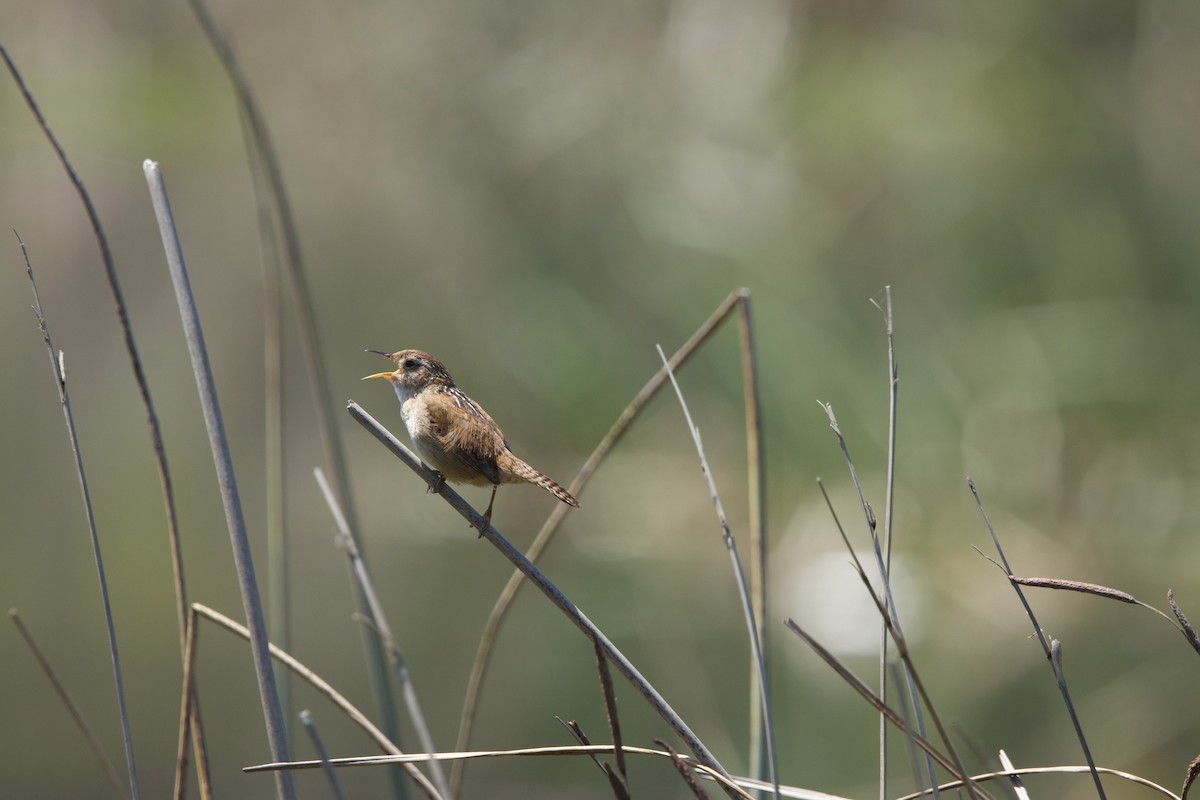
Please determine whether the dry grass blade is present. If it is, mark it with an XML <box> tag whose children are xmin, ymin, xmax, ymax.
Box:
<box><xmin>191</xmin><ymin>604</ymin><xmax>444</xmax><ymax>800</ymax></box>
<box><xmin>734</xmin><ymin>291</ymin><xmax>770</xmax><ymax>786</ymax></box>
<box><xmin>9</xmin><ymin>610</ymin><xmax>129</xmax><ymax>800</ymax></box>
<box><xmin>452</xmin><ymin>288</ymin><xmax>749</xmax><ymax>795</ymax></box>
<box><xmin>245</xmin><ymin>745</ymin><xmax>761</xmax><ymax>799</ymax></box>
<box><xmin>17</xmin><ymin>235</ymin><xmax>141</xmax><ymax>800</ymax></box>
<box><xmin>348</xmin><ymin>402</ymin><xmax>736</xmax><ymax>795</ymax></box>
<box><xmin>891</xmin><ymin>764</ymin><xmax>1180</xmax><ymax>800</ymax></box>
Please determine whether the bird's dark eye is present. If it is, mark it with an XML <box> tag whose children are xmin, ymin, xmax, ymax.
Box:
<box><xmin>403</xmin><ymin>358</ymin><xmax>419</xmax><ymax>370</ymax></box>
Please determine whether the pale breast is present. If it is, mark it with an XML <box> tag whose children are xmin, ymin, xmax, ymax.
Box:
<box><xmin>399</xmin><ymin>391</ymin><xmax>496</xmax><ymax>485</ymax></box>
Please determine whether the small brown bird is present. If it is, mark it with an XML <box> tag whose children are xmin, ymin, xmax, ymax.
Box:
<box><xmin>363</xmin><ymin>349</ymin><xmax>579</xmax><ymax>531</ymax></box>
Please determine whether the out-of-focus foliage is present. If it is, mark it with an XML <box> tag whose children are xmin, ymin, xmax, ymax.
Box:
<box><xmin>1</xmin><ymin>1</ymin><xmax>1198</xmax><ymax>798</ymax></box>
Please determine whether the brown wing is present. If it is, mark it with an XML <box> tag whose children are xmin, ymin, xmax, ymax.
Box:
<box><xmin>423</xmin><ymin>387</ymin><xmax>507</xmax><ymax>485</ymax></box>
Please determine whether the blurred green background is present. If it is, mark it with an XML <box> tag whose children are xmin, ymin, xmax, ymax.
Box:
<box><xmin>2</xmin><ymin>0</ymin><xmax>1199</xmax><ymax>798</ymax></box>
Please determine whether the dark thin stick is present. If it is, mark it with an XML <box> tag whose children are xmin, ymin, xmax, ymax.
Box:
<box><xmin>591</xmin><ymin>636</ymin><xmax>627</xmax><ymax>781</ymax></box>
<box><xmin>143</xmin><ymin>161</ymin><xmax>294</xmax><ymax>800</ymax></box>
<box><xmin>657</xmin><ymin>739</ymin><xmax>714</xmax><ymax>800</ymax></box>
<box><xmin>657</xmin><ymin>344</ymin><xmax>779</xmax><ymax>799</ymax></box>
<box><xmin>556</xmin><ymin>719</ymin><xmax>628</xmax><ymax>799</ymax></box>
<box><xmin>192</xmin><ymin>603</ymin><xmax>443</xmax><ymax>800</ymax></box>
<box><xmin>783</xmin><ymin>619</ymin><xmax>961</xmax><ymax>779</ymax></box>
<box><xmin>967</xmin><ymin>478</ymin><xmax>1106</xmax><ymax>800</ymax></box>
<box><xmin>734</xmin><ymin>291</ymin><xmax>770</xmax><ymax>788</ymax></box>
<box><xmin>18</xmin><ymin>236</ymin><xmax>140</xmax><ymax>800</ymax></box>
<box><xmin>314</xmin><ymin>468</ymin><xmax>451</xmax><ymax>799</ymax></box>
<box><xmin>300</xmin><ymin>711</ymin><xmax>349</xmax><ymax>800</ymax></box>
<box><xmin>9</xmin><ymin>609</ymin><xmax>129</xmax><ymax>800</ymax></box>
<box><xmin>452</xmin><ymin>289</ymin><xmax>747</xmax><ymax>795</ymax></box>
<box><xmin>349</xmin><ymin>402</ymin><xmax>737</xmax><ymax>796</ymax></box>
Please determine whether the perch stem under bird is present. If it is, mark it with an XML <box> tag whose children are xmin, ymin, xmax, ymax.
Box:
<box><xmin>363</xmin><ymin>349</ymin><xmax>579</xmax><ymax>533</ymax></box>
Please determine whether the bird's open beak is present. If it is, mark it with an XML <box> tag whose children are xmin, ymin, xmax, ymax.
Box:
<box><xmin>362</xmin><ymin>372</ymin><xmax>395</xmax><ymax>382</ymax></box>
<box><xmin>365</xmin><ymin>349</ymin><xmax>393</xmax><ymax>358</ymax></box>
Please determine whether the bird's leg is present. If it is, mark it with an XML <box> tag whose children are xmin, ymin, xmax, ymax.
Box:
<box><xmin>477</xmin><ymin>484</ymin><xmax>498</xmax><ymax>537</ymax></box>
<box><xmin>427</xmin><ymin>471</ymin><xmax>445</xmax><ymax>495</ymax></box>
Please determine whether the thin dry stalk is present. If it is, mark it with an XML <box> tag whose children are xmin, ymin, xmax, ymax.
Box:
<box><xmin>734</xmin><ymin>292</ymin><xmax>769</xmax><ymax>785</ymax></box>
<box><xmin>451</xmin><ymin>288</ymin><xmax>750</xmax><ymax>794</ymax></box>
<box><xmin>173</xmin><ymin>608</ymin><xmax>201</xmax><ymax>800</ymax></box>
<box><xmin>9</xmin><ymin>610</ymin><xmax>128</xmax><ymax>800</ymax></box>
<box><xmin>657</xmin><ymin>344</ymin><xmax>779</xmax><ymax>799</ymax></box>
<box><xmin>967</xmin><ymin>478</ymin><xmax>1107</xmax><ymax>800</ymax></box>
<box><xmin>18</xmin><ymin>236</ymin><xmax>140</xmax><ymax>800</ymax></box>
<box><xmin>348</xmin><ymin>403</ymin><xmax>737</xmax><ymax>796</ymax></box>
<box><xmin>144</xmin><ymin>161</ymin><xmax>293</xmax><ymax>800</ymax></box>
<box><xmin>245</xmin><ymin>745</ymin><xmax>759</xmax><ymax>800</ymax></box>
<box><xmin>314</xmin><ymin>468</ymin><xmax>451</xmax><ymax>798</ymax></box>
<box><xmin>300</xmin><ymin>711</ymin><xmax>349</xmax><ymax>800</ymax></box>
<box><xmin>657</xmin><ymin>739</ymin><xmax>714</xmax><ymax>800</ymax></box>
<box><xmin>192</xmin><ymin>603</ymin><xmax>444</xmax><ymax>800</ymax></box>
<box><xmin>870</xmin><ymin>285</ymin><xmax>905</xmax><ymax>800</ymax></box>
<box><xmin>590</xmin><ymin>636</ymin><xmax>627</xmax><ymax>782</ymax></box>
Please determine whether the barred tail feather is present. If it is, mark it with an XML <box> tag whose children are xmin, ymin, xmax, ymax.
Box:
<box><xmin>501</xmin><ymin>453</ymin><xmax>580</xmax><ymax>508</ymax></box>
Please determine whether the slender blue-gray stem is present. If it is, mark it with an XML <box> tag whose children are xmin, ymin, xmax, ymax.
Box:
<box><xmin>300</xmin><ymin>710</ymin><xmax>349</xmax><ymax>800</ymax></box>
<box><xmin>143</xmin><ymin>160</ymin><xmax>295</xmax><ymax>800</ymax></box>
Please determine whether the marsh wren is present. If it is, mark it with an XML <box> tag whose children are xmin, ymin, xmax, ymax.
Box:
<box><xmin>363</xmin><ymin>349</ymin><xmax>579</xmax><ymax>531</ymax></box>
